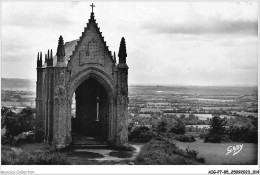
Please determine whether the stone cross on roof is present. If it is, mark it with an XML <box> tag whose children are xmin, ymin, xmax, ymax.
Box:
<box><xmin>90</xmin><ymin>3</ymin><xmax>95</xmax><ymax>13</ymax></box>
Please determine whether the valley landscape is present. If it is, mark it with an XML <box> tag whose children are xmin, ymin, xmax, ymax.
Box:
<box><xmin>1</xmin><ymin>78</ymin><xmax>258</xmax><ymax>165</ymax></box>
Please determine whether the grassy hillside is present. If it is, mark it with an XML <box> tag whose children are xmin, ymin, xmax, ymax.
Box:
<box><xmin>174</xmin><ymin>141</ymin><xmax>257</xmax><ymax>165</ymax></box>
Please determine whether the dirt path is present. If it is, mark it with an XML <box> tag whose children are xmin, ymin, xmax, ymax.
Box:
<box><xmin>4</xmin><ymin>143</ymin><xmax>143</xmax><ymax>165</ymax></box>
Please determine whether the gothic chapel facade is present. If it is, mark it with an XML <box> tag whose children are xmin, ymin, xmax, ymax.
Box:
<box><xmin>35</xmin><ymin>5</ymin><xmax>129</xmax><ymax>148</ymax></box>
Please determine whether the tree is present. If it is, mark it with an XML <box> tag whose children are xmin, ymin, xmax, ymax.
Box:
<box><xmin>170</xmin><ymin>119</ymin><xmax>186</xmax><ymax>134</ymax></box>
<box><xmin>188</xmin><ymin>114</ymin><xmax>196</xmax><ymax>121</ymax></box>
<box><xmin>180</xmin><ymin>114</ymin><xmax>186</xmax><ymax>119</ymax></box>
<box><xmin>1</xmin><ymin>106</ymin><xmax>11</xmax><ymax>128</ymax></box>
<box><xmin>1</xmin><ymin>107</ymin><xmax>23</xmax><ymax>137</ymax></box>
<box><xmin>205</xmin><ymin>115</ymin><xmax>226</xmax><ymax>143</ymax></box>
<box><xmin>19</xmin><ymin>107</ymin><xmax>35</xmax><ymax>131</ymax></box>
<box><xmin>156</xmin><ymin>119</ymin><xmax>168</xmax><ymax>133</ymax></box>
<box><xmin>1</xmin><ymin>106</ymin><xmax>36</xmax><ymax>138</ymax></box>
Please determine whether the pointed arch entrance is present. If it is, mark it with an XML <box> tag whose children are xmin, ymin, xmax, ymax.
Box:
<box><xmin>71</xmin><ymin>77</ymin><xmax>109</xmax><ymax>144</ymax></box>
<box><xmin>68</xmin><ymin>68</ymin><xmax>115</xmax><ymax>145</ymax></box>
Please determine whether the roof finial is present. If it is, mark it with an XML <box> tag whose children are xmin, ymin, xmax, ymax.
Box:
<box><xmin>90</xmin><ymin>3</ymin><xmax>95</xmax><ymax>13</ymax></box>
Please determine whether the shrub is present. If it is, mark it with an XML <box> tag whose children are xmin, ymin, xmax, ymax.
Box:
<box><xmin>174</xmin><ymin>134</ymin><xmax>196</xmax><ymax>142</ymax></box>
<box><xmin>205</xmin><ymin>133</ymin><xmax>230</xmax><ymax>143</ymax></box>
<box><xmin>1</xmin><ymin>135</ymin><xmax>11</xmax><ymax>145</ymax></box>
<box><xmin>154</xmin><ymin>117</ymin><xmax>186</xmax><ymax>136</ymax></box>
<box><xmin>1</xmin><ymin>149</ymin><xmax>70</xmax><ymax>165</ymax></box>
<box><xmin>135</xmin><ymin>137</ymin><xmax>205</xmax><ymax>165</ymax></box>
<box><xmin>155</xmin><ymin>119</ymin><xmax>168</xmax><ymax>133</ymax></box>
<box><xmin>129</xmin><ymin>126</ymin><xmax>155</xmax><ymax>143</ymax></box>
<box><xmin>1</xmin><ymin>106</ymin><xmax>36</xmax><ymax>144</ymax></box>
<box><xmin>128</xmin><ymin>122</ymin><xmax>135</xmax><ymax>133</ymax></box>
<box><xmin>185</xmin><ymin>146</ymin><xmax>206</xmax><ymax>163</ymax></box>
<box><xmin>199</xmin><ymin>132</ymin><xmax>207</xmax><ymax>139</ymax></box>
<box><xmin>196</xmin><ymin>156</ymin><xmax>206</xmax><ymax>163</ymax></box>
<box><xmin>185</xmin><ymin>146</ymin><xmax>198</xmax><ymax>159</ymax></box>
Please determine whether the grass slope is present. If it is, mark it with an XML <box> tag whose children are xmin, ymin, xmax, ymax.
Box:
<box><xmin>174</xmin><ymin>141</ymin><xmax>257</xmax><ymax>165</ymax></box>
<box><xmin>134</xmin><ymin>138</ymin><xmax>205</xmax><ymax>165</ymax></box>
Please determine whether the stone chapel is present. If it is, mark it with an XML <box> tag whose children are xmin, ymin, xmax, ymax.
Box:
<box><xmin>35</xmin><ymin>4</ymin><xmax>129</xmax><ymax>148</ymax></box>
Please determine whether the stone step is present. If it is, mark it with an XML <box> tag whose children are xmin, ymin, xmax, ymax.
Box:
<box><xmin>73</xmin><ymin>144</ymin><xmax>110</xmax><ymax>149</ymax></box>
<box><xmin>73</xmin><ymin>140</ymin><xmax>107</xmax><ymax>145</ymax></box>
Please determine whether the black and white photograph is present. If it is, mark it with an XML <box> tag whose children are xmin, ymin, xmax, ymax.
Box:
<box><xmin>1</xmin><ymin>1</ymin><xmax>259</xmax><ymax>174</ymax></box>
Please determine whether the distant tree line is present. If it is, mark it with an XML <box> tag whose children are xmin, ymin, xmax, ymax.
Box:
<box><xmin>205</xmin><ymin>115</ymin><xmax>258</xmax><ymax>143</ymax></box>
<box><xmin>128</xmin><ymin>115</ymin><xmax>196</xmax><ymax>143</ymax></box>
<box><xmin>128</xmin><ymin>112</ymin><xmax>258</xmax><ymax>144</ymax></box>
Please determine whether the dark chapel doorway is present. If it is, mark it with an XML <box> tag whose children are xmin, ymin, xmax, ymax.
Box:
<box><xmin>71</xmin><ymin>77</ymin><xmax>109</xmax><ymax>145</ymax></box>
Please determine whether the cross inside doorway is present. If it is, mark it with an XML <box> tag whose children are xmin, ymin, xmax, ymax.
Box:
<box><xmin>96</xmin><ymin>83</ymin><xmax>100</xmax><ymax>122</ymax></box>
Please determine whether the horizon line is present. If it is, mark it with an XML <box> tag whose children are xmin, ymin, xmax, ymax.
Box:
<box><xmin>1</xmin><ymin>77</ymin><xmax>258</xmax><ymax>88</ymax></box>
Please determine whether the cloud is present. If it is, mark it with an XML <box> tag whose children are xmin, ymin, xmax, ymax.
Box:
<box><xmin>2</xmin><ymin>2</ymin><xmax>78</xmax><ymax>29</ymax></box>
<box><xmin>3</xmin><ymin>13</ymin><xmax>75</xmax><ymax>29</ymax></box>
<box><xmin>142</xmin><ymin>18</ymin><xmax>258</xmax><ymax>36</ymax></box>
<box><xmin>1</xmin><ymin>2</ymin><xmax>258</xmax><ymax>85</ymax></box>
<box><xmin>69</xmin><ymin>1</ymin><xmax>80</xmax><ymax>7</ymax></box>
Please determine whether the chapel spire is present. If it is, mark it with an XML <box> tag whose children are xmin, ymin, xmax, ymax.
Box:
<box><xmin>89</xmin><ymin>3</ymin><xmax>96</xmax><ymax>21</ymax></box>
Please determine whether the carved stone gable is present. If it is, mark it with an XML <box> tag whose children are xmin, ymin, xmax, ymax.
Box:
<box><xmin>79</xmin><ymin>39</ymin><xmax>105</xmax><ymax>66</ymax></box>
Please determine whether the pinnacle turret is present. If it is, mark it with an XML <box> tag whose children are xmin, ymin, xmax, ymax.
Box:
<box><xmin>49</xmin><ymin>49</ymin><xmax>53</xmax><ymax>66</ymax></box>
<box><xmin>114</xmin><ymin>51</ymin><xmax>117</xmax><ymax>63</ymax></box>
<box><xmin>37</xmin><ymin>52</ymin><xmax>40</xmax><ymax>68</ymax></box>
<box><xmin>118</xmin><ymin>37</ymin><xmax>127</xmax><ymax>64</ymax></box>
<box><xmin>56</xmin><ymin>35</ymin><xmax>65</xmax><ymax>63</ymax></box>
<box><xmin>37</xmin><ymin>52</ymin><xmax>42</xmax><ymax>68</ymax></box>
<box><xmin>45</xmin><ymin>54</ymin><xmax>47</xmax><ymax>63</ymax></box>
<box><xmin>39</xmin><ymin>52</ymin><xmax>42</xmax><ymax>67</ymax></box>
<box><xmin>40</xmin><ymin>52</ymin><xmax>42</xmax><ymax>66</ymax></box>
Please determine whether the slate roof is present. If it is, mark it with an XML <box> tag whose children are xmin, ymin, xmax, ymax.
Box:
<box><xmin>53</xmin><ymin>39</ymin><xmax>79</xmax><ymax>66</ymax></box>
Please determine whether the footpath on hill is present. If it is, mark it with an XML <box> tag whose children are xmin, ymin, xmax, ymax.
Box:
<box><xmin>65</xmin><ymin>144</ymin><xmax>143</xmax><ymax>165</ymax></box>
<box><xmin>5</xmin><ymin>143</ymin><xmax>143</xmax><ymax>165</ymax></box>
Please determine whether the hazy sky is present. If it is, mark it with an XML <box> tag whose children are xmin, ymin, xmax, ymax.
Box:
<box><xmin>1</xmin><ymin>2</ymin><xmax>258</xmax><ymax>86</ymax></box>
